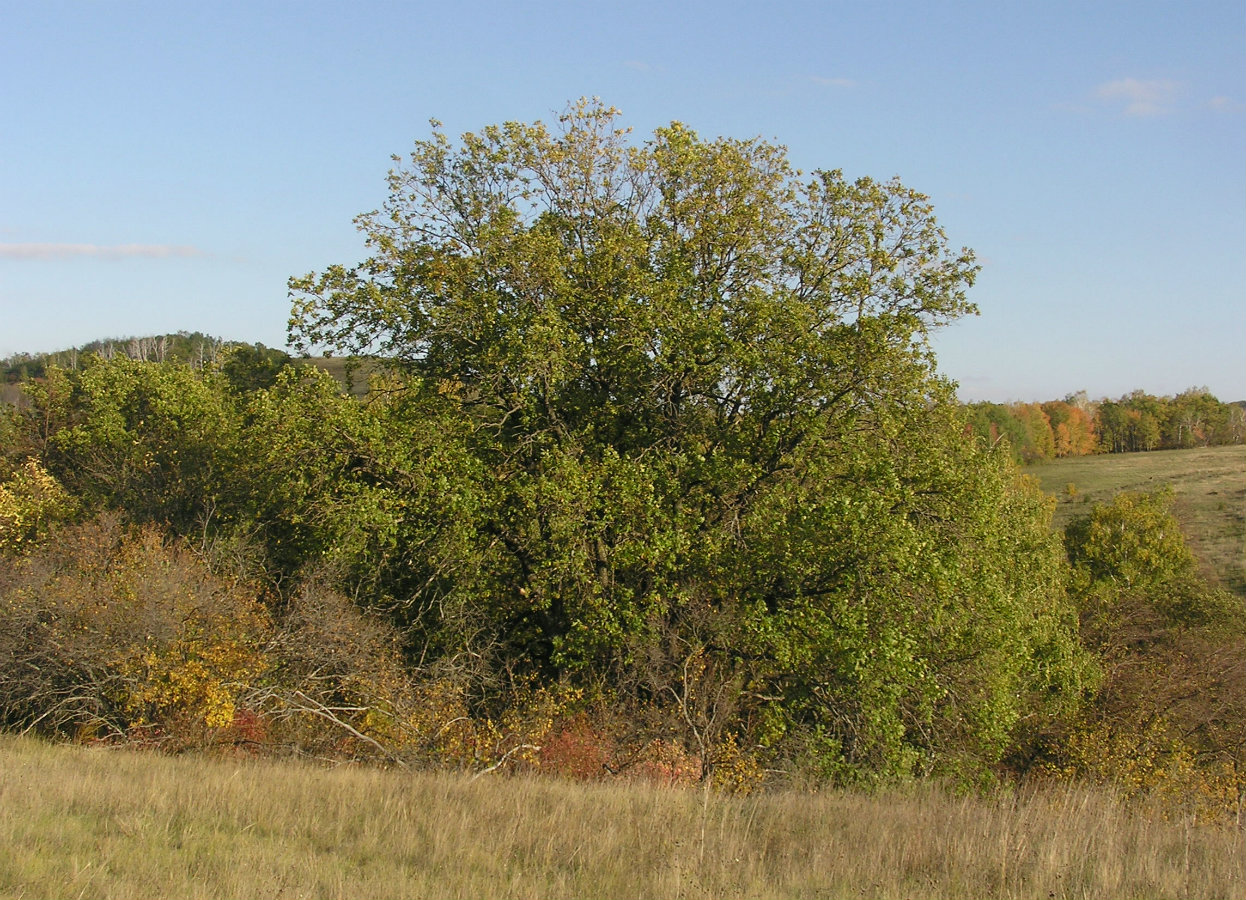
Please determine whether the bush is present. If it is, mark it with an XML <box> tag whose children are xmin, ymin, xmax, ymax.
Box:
<box><xmin>1049</xmin><ymin>490</ymin><xmax>1246</xmax><ymax>820</ymax></box>
<box><xmin>262</xmin><ymin>580</ymin><xmax>428</xmax><ymax>763</ymax></box>
<box><xmin>0</xmin><ymin>458</ymin><xmax>77</xmax><ymax>554</ymax></box>
<box><xmin>0</xmin><ymin>515</ymin><xmax>270</xmax><ymax>748</ymax></box>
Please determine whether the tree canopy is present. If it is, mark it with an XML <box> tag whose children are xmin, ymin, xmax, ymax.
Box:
<box><xmin>291</xmin><ymin>101</ymin><xmax>978</xmax><ymax>447</ymax></box>
<box><xmin>282</xmin><ymin>101</ymin><xmax>1088</xmax><ymax>780</ymax></box>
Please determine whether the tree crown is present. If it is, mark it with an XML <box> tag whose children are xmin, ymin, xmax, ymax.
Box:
<box><xmin>290</xmin><ymin>100</ymin><xmax>978</xmax><ymax>453</ymax></box>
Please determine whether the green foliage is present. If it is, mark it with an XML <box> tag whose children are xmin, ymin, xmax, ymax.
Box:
<box><xmin>31</xmin><ymin>358</ymin><xmax>241</xmax><ymax>534</ymax></box>
<box><xmin>220</xmin><ymin>343</ymin><xmax>292</xmax><ymax>393</ymax></box>
<box><xmin>234</xmin><ymin>366</ymin><xmax>487</xmax><ymax>609</ymax></box>
<box><xmin>26</xmin><ymin>104</ymin><xmax>1243</xmax><ymax>791</ymax></box>
<box><xmin>1063</xmin><ymin>488</ymin><xmax>1243</xmax><ymax>672</ymax></box>
<box><xmin>962</xmin><ymin>401</ymin><xmax>1031</xmax><ymax>455</ymax></box>
<box><xmin>1096</xmin><ymin>392</ymin><xmax>1166</xmax><ymax>454</ymax></box>
<box><xmin>1030</xmin><ymin>445</ymin><xmax>1246</xmax><ymax>599</ymax></box>
<box><xmin>1065</xmin><ymin>489</ymin><xmax>1201</xmax><ymax>603</ymax></box>
<box><xmin>284</xmin><ymin>101</ymin><xmax>1084</xmax><ymax>783</ymax></box>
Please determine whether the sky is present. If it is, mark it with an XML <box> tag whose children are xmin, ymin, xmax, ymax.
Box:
<box><xmin>2</xmin><ymin>1</ymin><xmax>1243</xmax><ymax>403</ymax></box>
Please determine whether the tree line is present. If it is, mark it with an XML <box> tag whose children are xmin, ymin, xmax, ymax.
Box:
<box><xmin>2</xmin><ymin>333</ymin><xmax>292</xmax><ymax>391</ymax></box>
<box><xmin>1</xmin><ymin>103</ymin><xmax>1241</xmax><ymax>810</ymax></box>
<box><xmin>964</xmin><ymin>390</ymin><xmax>1245</xmax><ymax>463</ymax></box>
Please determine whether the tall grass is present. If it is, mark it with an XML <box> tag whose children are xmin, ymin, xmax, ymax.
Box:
<box><xmin>1</xmin><ymin>734</ymin><xmax>1241</xmax><ymax>899</ymax></box>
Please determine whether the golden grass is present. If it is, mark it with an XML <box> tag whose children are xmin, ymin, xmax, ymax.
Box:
<box><xmin>1</xmin><ymin>734</ymin><xmax>1242</xmax><ymax>899</ymax></box>
<box><xmin>1029</xmin><ymin>445</ymin><xmax>1246</xmax><ymax>596</ymax></box>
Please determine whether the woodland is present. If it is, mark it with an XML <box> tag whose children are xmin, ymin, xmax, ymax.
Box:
<box><xmin>1</xmin><ymin>103</ymin><xmax>1242</xmax><ymax>814</ymax></box>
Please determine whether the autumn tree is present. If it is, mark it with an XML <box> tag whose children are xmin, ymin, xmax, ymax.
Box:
<box><xmin>0</xmin><ymin>515</ymin><xmax>271</xmax><ymax>744</ymax></box>
<box><xmin>0</xmin><ymin>458</ymin><xmax>77</xmax><ymax>554</ymax></box>
<box><xmin>1042</xmin><ymin>400</ymin><xmax>1096</xmax><ymax>457</ymax></box>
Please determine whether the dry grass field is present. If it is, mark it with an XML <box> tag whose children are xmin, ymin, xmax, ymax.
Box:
<box><xmin>1</xmin><ymin>734</ymin><xmax>1242</xmax><ymax>900</ymax></box>
<box><xmin>1029</xmin><ymin>445</ymin><xmax>1246</xmax><ymax>597</ymax></box>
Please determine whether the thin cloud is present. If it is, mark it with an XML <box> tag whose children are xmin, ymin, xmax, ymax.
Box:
<box><xmin>0</xmin><ymin>243</ymin><xmax>205</xmax><ymax>260</ymax></box>
<box><xmin>1094</xmin><ymin>78</ymin><xmax>1180</xmax><ymax>117</ymax></box>
<box><xmin>1207</xmin><ymin>95</ymin><xmax>1246</xmax><ymax>113</ymax></box>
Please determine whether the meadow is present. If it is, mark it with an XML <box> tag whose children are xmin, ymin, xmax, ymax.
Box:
<box><xmin>1</xmin><ymin>733</ymin><xmax>1243</xmax><ymax>900</ymax></box>
<box><xmin>1029</xmin><ymin>444</ymin><xmax>1246</xmax><ymax>596</ymax></box>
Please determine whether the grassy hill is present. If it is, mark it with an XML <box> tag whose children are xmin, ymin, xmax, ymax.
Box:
<box><xmin>297</xmin><ymin>355</ymin><xmax>386</xmax><ymax>396</ymax></box>
<box><xmin>1028</xmin><ymin>445</ymin><xmax>1246</xmax><ymax>597</ymax></box>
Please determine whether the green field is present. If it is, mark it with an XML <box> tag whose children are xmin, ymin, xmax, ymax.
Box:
<box><xmin>1</xmin><ymin>734</ymin><xmax>1241</xmax><ymax>900</ymax></box>
<box><xmin>1028</xmin><ymin>445</ymin><xmax>1246</xmax><ymax>597</ymax></box>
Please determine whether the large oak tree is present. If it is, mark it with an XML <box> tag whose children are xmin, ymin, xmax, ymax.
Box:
<box><xmin>288</xmin><ymin>101</ymin><xmax>1086</xmax><ymax>780</ymax></box>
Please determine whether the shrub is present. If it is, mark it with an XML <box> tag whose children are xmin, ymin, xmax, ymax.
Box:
<box><xmin>1050</xmin><ymin>489</ymin><xmax>1246</xmax><ymax>820</ymax></box>
<box><xmin>0</xmin><ymin>458</ymin><xmax>77</xmax><ymax>554</ymax></box>
<box><xmin>0</xmin><ymin>515</ymin><xmax>270</xmax><ymax>748</ymax></box>
<box><xmin>262</xmin><ymin>581</ymin><xmax>429</xmax><ymax>763</ymax></box>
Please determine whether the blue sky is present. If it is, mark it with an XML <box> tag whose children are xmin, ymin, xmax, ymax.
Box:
<box><xmin>2</xmin><ymin>1</ymin><xmax>1243</xmax><ymax>402</ymax></box>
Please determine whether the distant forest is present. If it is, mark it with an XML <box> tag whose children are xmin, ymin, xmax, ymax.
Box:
<box><xmin>6</xmin><ymin>333</ymin><xmax>1243</xmax><ymax>463</ymax></box>
<box><xmin>1</xmin><ymin>333</ymin><xmax>295</xmax><ymax>402</ymax></box>
<box><xmin>964</xmin><ymin>391</ymin><xmax>1246</xmax><ymax>461</ymax></box>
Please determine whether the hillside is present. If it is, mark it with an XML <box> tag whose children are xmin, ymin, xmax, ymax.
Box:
<box><xmin>1028</xmin><ymin>445</ymin><xmax>1246</xmax><ymax>597</ymax></box>
<box><xmin>0</xmin><ymin>333</ymin><xmax>390</xmax><ymax>399</ymax></box>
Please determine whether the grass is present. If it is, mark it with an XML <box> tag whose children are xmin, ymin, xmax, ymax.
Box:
<box><xmin>1</xmin><ymin>734</ymin><xmax>1243</xmax><ymax>900</ymax></box>
<box><xmin>1028</xmin><ymin>445</ymin><xmax>1246</xmax><ymax>597</ymax></box>
<box><xmin>297</xmin><ymin>356</ymin><xmax>384</xmax><ymax>397</ymax></box>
